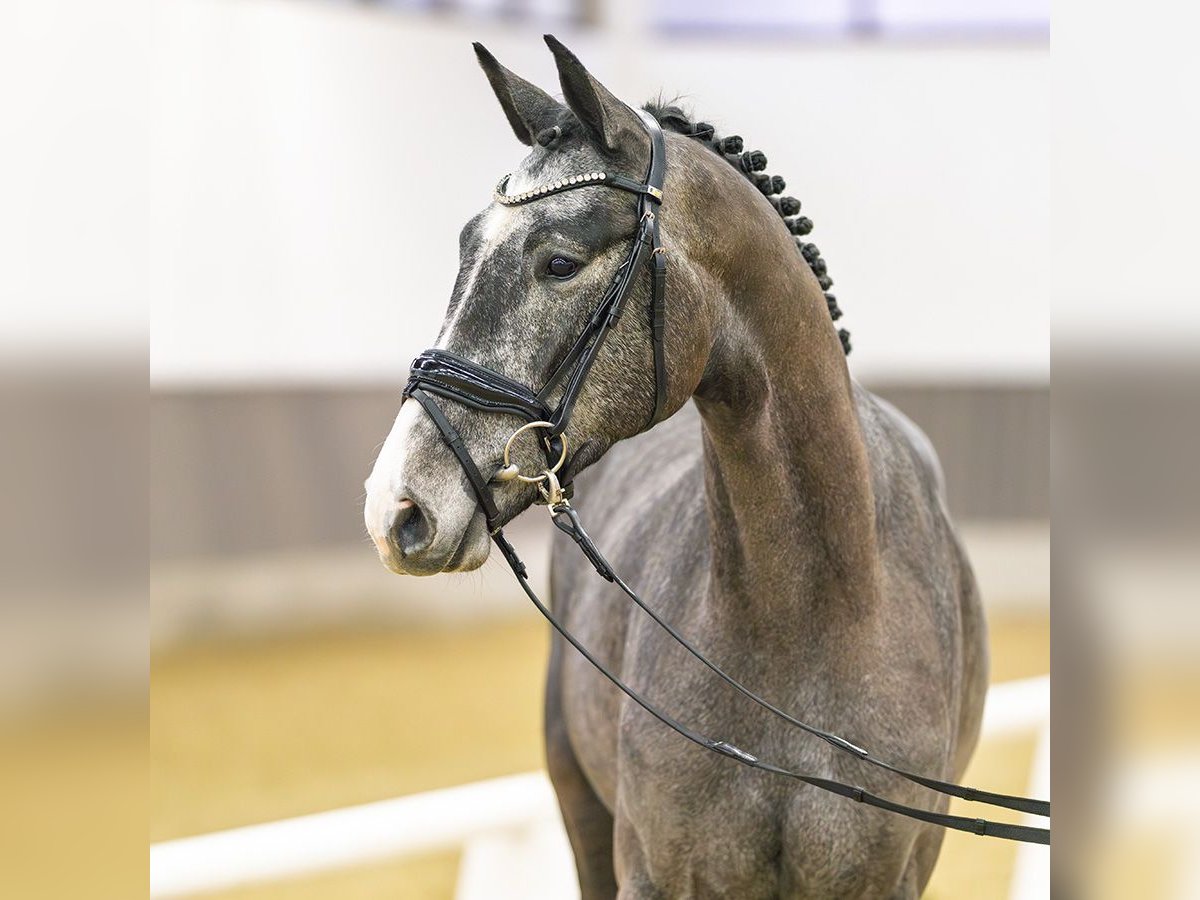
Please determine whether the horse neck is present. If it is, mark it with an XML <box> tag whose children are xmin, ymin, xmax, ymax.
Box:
<box><xmin>687</xmin><ymin>179</ymin><xmax>880</xmax><ymax>624</ymax></box>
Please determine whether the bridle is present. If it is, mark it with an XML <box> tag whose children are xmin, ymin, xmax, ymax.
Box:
<box><xmin>403</xmin><ymin>110</ymin><xmax>1050</xmax><ymax>846</ymax></box>
<box><xmin>405</xmin><ymin>109</ymin><xmax>667</xmax><ymax>525</ymax></box>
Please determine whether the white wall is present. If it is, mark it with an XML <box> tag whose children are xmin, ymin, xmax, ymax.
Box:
<box><xmin>1052</xmin><ymin>0</ymin><xmax>1200</xmax><ymax>345</ymax></box>
<box><xmin>149</xmin><ymin>0</ymin><xmax>1050</xmax><ymax>386</ymax></box>
<box><xmin>0</xmin><ymin>0</ymin><xmax>147</xmax><ymax>355</ymax></box>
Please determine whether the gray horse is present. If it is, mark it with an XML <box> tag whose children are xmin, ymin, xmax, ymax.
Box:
<box><xmin>365</xmin><ymin>37</ymin><xmax>987</xmax><ymax>899</ymax></box>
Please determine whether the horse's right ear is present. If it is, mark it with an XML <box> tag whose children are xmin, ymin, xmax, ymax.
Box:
<box><xmin>473</xmin><ymin>43</ymin><xmax>564</xmax><ymax>146</ymax></box>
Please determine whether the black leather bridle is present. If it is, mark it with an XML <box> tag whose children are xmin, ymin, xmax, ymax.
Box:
<box><xmin>403</xmin><ymin>109</ymin><xmax>1050</xmax><ymax>846</ymax></box>
<box><xmin>405</xmin><ymin>109</ymin><xmax>667</xmax><ymax>530</ymax></box>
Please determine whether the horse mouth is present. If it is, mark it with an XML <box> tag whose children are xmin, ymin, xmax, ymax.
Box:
<box><xmin>440</xmin><ymin>515</ymin><xmax>489</xmax><ymax>574</ymax></box>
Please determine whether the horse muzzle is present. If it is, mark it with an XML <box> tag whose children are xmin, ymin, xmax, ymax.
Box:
<box><xmin>364</xmin><ymin>403</ymin><xmax>492</xmax><ymax>576</ymax></box>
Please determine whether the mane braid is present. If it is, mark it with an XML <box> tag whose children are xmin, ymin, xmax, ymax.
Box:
<box><xmin>643</xmin><ymin>100</ymin><xmax>851</xmax><ymax>355</ymax></box>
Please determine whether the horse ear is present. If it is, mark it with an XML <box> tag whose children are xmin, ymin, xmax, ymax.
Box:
<box><xmin>544</xmin><ymin>34</ymin><xmax>642</xmax><ymax>154</ymax></box>
<box><xmin>473</xmin><ymin>42</ymin><xmax>564</xmax><ymax>146</ymax></box>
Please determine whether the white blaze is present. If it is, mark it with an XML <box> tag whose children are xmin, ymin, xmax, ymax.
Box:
<box><xmin>437</xmin><ymin>205</ymin><xmax>515</xmax><ymax>350</ymax></box>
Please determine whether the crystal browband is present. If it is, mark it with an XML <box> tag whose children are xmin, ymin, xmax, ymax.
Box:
<box><xmin>495</xmin><ymin>171</ymin><xmax>608</xmax><ymax>205</ymax></box>
<box><xmin>495</xmin><ymin>171</ymin><xmax>663</xmax><ymax>206</ymax></box>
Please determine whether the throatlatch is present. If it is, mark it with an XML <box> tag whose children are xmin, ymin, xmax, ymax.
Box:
<box><xmin>403</xmin><ymin>107</ymin><xmax>1049</xmax><ymax>846</ymax></box>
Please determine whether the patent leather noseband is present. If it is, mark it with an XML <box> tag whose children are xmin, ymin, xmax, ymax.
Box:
<box><xmin>401</xmin><ymin>109</ymin><xmax>1049</xmax><ymax>845</ymax></box>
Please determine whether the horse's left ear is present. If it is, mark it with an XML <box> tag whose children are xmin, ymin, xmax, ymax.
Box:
<box><xmin>544</xmin><ymin>34</ymin><xmax>643</xmax><ymax>155</ymax></box>
<box><xmin>474</xmin><ymin>42</ymin><xmax>565</xmax><ymax>146</ymax></box>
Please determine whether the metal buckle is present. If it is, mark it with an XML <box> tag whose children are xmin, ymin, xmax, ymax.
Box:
<box><xmin>536</xmin><ymin>470</ymin><xmax>565</xmax><ymax>507</ymax></box>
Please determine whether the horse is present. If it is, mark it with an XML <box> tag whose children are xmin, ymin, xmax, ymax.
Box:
<box><xmin>364</xmin><ymin>36</ymin><xmax>988</xmax><ymax>899</ymax></box>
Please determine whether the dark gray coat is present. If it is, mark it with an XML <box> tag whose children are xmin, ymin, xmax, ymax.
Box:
<box><xmin>364</xmin><ymin>38</ymin><xmax>987</xmax><ymax>899</ymax></box>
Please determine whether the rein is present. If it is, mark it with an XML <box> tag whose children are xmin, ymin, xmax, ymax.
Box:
<box><xmin>403</xmin><ymin>110</ymin><xmax>1050</xmax><ymax>846</ymax></box>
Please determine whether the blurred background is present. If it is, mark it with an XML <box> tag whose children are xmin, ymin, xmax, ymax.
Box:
<box><xmin>4</xmin><ymin>0</ymin><xmax>1198</xmax><ymax>897</ymax></box>
<box><xmin>148</xmin><ymin>1</ymin><xmax>1050</xmax><ymax>897</ymax></box>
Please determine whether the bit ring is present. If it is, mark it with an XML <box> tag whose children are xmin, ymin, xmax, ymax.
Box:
<box><xmin>501</xmin><ymin>421</ymin><xmax>568</xmax><ymax>484</ymax></box>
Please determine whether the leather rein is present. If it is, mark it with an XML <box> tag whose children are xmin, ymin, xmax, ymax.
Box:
<box><xmin>403</xmin><ymin>109</ymin><xmax>1049</xmax><ymax>846</ymax></box>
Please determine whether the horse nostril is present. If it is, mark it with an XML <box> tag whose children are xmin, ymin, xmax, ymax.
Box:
<box><xmin>389</xmin><ymin>498</ymin><xmax>435</xmax><ymax>556</ymax></box>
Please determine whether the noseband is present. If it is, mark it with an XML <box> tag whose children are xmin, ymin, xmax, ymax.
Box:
<box><xmin>402</xmin><ymin>109</ymin><xmax>1049</xmax><ymax>845</ymax></box>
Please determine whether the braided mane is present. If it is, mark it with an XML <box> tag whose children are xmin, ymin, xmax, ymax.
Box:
<box><xmin>643</xmin><ymin>101</ymin><xmax>851</xmax><ymax>355</ymax></box>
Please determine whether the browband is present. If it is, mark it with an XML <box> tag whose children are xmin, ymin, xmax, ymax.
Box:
<box><xmin>495</xmin><ymin>170</ymin><xmax>664</xmax><ymax>206</ymax></box>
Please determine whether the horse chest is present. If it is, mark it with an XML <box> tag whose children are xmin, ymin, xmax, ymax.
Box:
<box><xmin>603</xmin><ymin>684</ymin><xmax>915</xmax><ymax>899</ymax></box>
<box><xmin>555</xmin><ymin>548</ymin><xmax>926</xmax><ymax>896</ymax></box>
<box><xmin>561</xmin><ymin>585</ymin><xmax>863</xmax><ymax>827</ymax></box>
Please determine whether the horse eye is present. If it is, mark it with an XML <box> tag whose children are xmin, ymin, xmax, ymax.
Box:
<box><xmin>547</xmin><ymin>256</ymin><xmax>578</xmax><ymax>279</ymax></box>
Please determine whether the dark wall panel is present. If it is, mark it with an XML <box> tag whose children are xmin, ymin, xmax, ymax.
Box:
<box><xmin>152</xmin><ymin>383</ymin><xmax>1049</xmax><ymax>560</ymax></box>
<box><xmin>872</xmin><ymin>384</ymin><xmax>1049</xmax><ymax>520</ymax></box>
